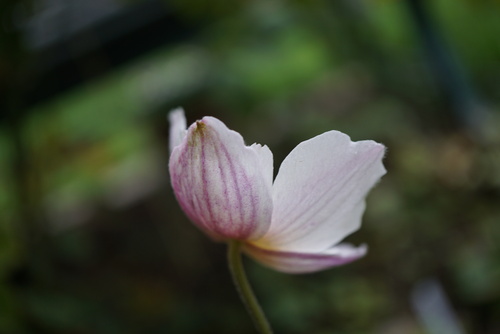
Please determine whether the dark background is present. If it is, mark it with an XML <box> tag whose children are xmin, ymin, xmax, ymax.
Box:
<box><xmin>1</xmin><ymin>0</ymin><xmax>500</xmax><ymax>333</ymax></box>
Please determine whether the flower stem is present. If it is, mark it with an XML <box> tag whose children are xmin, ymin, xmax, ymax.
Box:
<box><xmin>227</xmin><ymin>240</ymin><xmax>273</xmax><ymax>334</ymax></box>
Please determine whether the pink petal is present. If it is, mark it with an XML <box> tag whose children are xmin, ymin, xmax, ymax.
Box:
<box><xmin>168</xmin><ymin>108</ymin><xmax>187</xmax><ymax>153</ymax></box>
<box><xmin>169</xmin><ymin>116</ymin><xmax>273</xmax><ymax>240</ymax></box>
<box><xmin>244</xmin><ymin>243</ymin><xmax>367</xmax><ymax>274</ymax></box>
<box><xmin>254</xmin><ymin>130</ymin><xmax>385</xmax><ymax>253</ymax></box>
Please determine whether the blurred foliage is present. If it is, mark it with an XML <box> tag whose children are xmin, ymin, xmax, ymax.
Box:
<box><xmin>1</xmin><ymin>0</ymin><xmax>500</xmax><ymax>333</ymax></box>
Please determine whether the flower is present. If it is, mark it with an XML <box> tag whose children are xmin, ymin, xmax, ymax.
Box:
<box><xmin>168</xmin><ymin>108</ymin><xmax>386</xmax><ymax>274</ymax></box>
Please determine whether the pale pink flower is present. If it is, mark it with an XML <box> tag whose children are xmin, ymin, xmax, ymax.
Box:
<box><xmin>168</xmin><ymin>108</ymin><xmax>386</xmax><ymax>274</ymax></box>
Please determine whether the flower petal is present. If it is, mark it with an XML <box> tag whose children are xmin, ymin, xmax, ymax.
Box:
<box><xmin>168</xmin><ymin>108</ymin><xmax>187</xmax><ymax>153</ymax></box>
<box><xmin>244</xmin><ymin>243</ymin><xmax>367</xmax><ymax>274</ymax></box>
<box><xmin>169</xmin><ymin>116</ymin><xmax>273</xmax><ymax>240</ymax></box>
<box><xmin>254</xmin><ymin>130</ymin><xmax>385</xmax><ymax>252</ymax></box>
<box><xmin>250</xmin><ymin>143</ymin><xmax>274</xmax><ymax>187</ymax></box>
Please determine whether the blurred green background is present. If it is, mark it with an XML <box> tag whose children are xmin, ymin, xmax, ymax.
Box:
<box><xmin>1</xmin><ymin>0</ymin><xmax>500</xmax><ymax>333</ymax></box>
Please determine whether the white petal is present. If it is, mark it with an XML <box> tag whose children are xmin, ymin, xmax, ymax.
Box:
<box><xmin>169</xmin><ymin>116</ymin><xmax>273</xmax><ymax>240</ymax></box>
<box><xmin>168</xmin><ymin>108</ymin><xmax>187</xmax><ymax>153</ymax></box>
<box><xmin>244</xmin><ymin>243</ymin><xmax>367</xmax><ymax>274</ymax></box>
<box><xmin>250</xmin><ymin>143</ymin><xmax>274</xmax><ymax>188</ymax></box>
<box><xmin>254</xmin><ymin>130</ymin><xmax>385</xmax><ymax>252</ymax></box>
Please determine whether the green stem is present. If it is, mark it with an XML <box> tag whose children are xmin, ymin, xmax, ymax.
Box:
<box><xmin>227</xmin><ymin>240</ymin><xmax>273</xmax><ymax>334</ymax></box>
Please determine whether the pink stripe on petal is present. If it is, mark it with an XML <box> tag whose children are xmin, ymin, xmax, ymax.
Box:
<box><xmin>244</xmin><ymin>243</ymin><xmax>367</xmax><ymax>274</ymax></box>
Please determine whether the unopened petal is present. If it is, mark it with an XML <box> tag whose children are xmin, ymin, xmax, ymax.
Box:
<box><xmin>168</xmin><ymin>108</ymin><xmax>187</xmax><ymax>153</ymax></box>
<box><xmin>244</xmin><ymin>243</ymin><xmax>367</xmax><ymax>274</ymax></box>
<box><xmin>169</xmin><ymin>116</ymin><xmax>273</xmax><ymax>240</ymax></box>
<box><xmin>254</xmin><ymin>130</ymin><xmax>385</xmax><ymax>252</ymax></box>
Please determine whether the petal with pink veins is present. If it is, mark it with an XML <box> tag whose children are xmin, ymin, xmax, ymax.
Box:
<box><xmin>244</xmin><ymin>243</ymin><xmax>368</xmax><ymax>274</ymax></box>
<box><xmin>169</xmin><ymin>116</ymin><xmax>273</xmax><ymax>240</ymax></box>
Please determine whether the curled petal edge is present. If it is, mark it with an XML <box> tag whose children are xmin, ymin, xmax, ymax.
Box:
<box><xmin>243</xmin><ymin>243</ymin><xmax>367</xmax><ymax>274</ymax></box>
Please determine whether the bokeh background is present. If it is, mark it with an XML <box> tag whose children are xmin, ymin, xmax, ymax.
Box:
<box><xmin>1</xmin><ymin>0</ymin><xmax>500</xmax><ymax>333</ymax></box>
